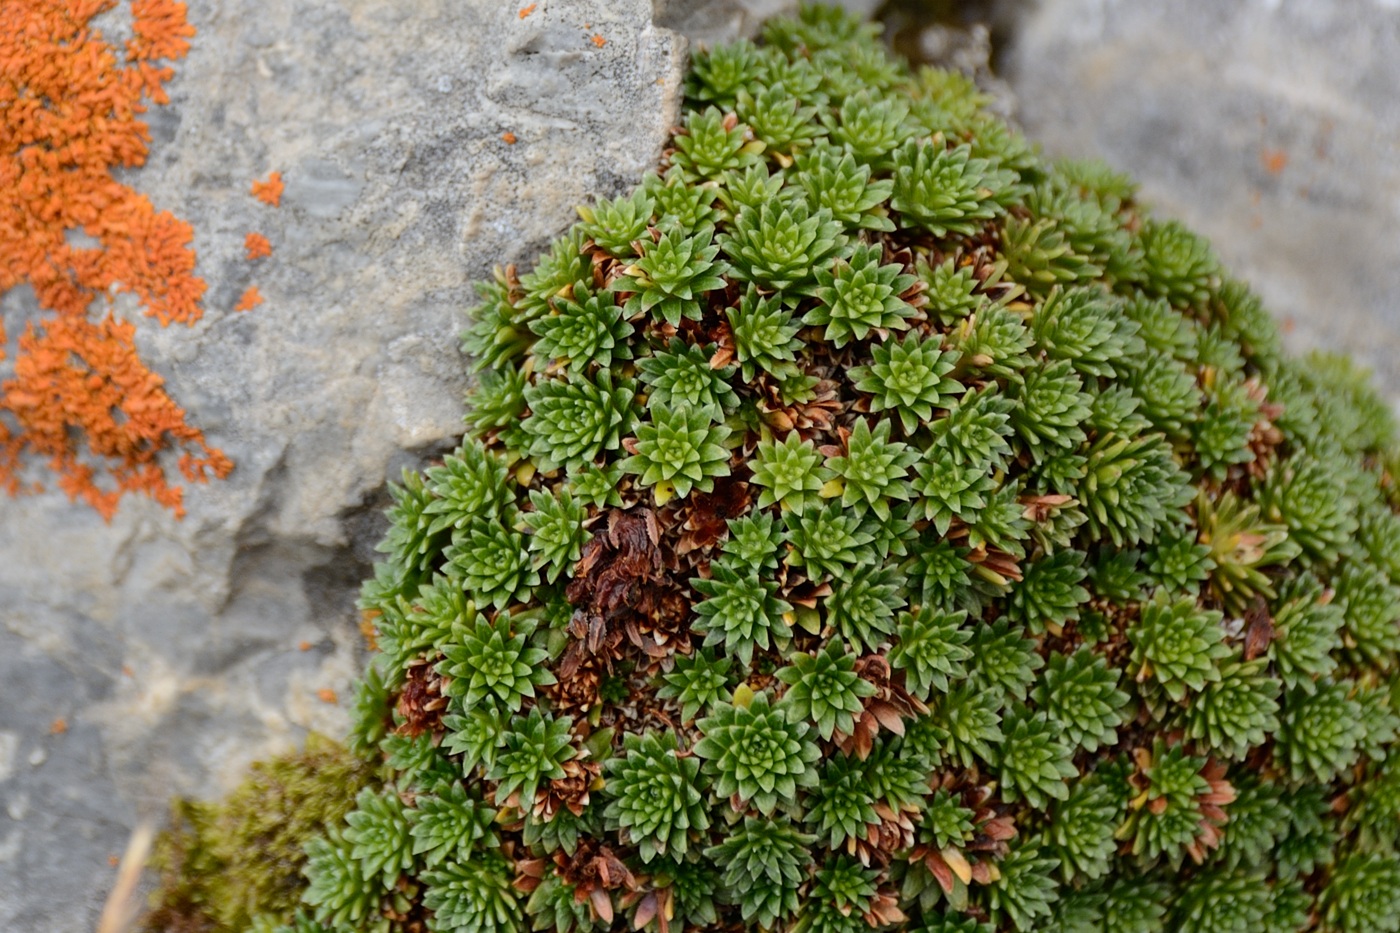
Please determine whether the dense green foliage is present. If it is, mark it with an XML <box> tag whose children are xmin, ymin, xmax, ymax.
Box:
<box><xmin>144</xmin><ymin>736</ymin><xmax>375</xmax><ymax>932</ymax></box>
<box><xmin>186</xmin><ymin>6</ymin><xmax>1400</xmax><ymax>932</ymax></box>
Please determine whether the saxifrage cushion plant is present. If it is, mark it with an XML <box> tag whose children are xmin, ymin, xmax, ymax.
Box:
<box><xmin>166</xmin><ymin>5</ymin><xmax>1400</xmax><ymax>932</ymax></box>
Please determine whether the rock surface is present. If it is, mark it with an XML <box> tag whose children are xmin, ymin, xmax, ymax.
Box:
<box><xmin>656</xmin><ymin>0</ymin><xmax>798</xmax><ymax>45</ymax></box>
<box><xmin>1000</xmin><ymin>0</ymin><xmax>1400</xmax><ymax>401</ymax></box>
<box><xmin>0</xmin><ymin>1</ymin><xmax>683</xmax><ymax>926</ymax></box>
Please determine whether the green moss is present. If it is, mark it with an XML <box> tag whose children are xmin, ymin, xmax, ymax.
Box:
<box><xmin>144</xmin><ymin>735</ymin><xmax>375</xmax><ymax>932</ymax></box>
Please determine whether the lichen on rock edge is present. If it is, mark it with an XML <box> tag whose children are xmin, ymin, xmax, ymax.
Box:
<box><xmin>2</xmin><ymin>0</ymin><xmax>234</xmax><ymax>519</ymax></box>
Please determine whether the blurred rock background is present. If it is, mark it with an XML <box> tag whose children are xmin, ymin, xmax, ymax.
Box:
<box><xmin>994</xmin><ymin>0</ymin><xmax>1400</xmax><ymax>404</ymax></box>
<box><xmin>3</xmin><ymin>0</ymin><xmax>1397</xmax><ymax>927</ymax></box>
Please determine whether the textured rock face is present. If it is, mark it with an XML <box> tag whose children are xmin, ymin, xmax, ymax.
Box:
<box><xmin>655</xmin><ymin>0</ymin><xmax>798</xmax><ymax>45</ymax></box>
<box><xmin>0</xmin><ymin>1</ymin><xmax>683</xmax><ymax>926</ymax></box>
<box><xmin>1000</xmin><ymin>0</ymin><xmax>1400</xmax><ymax>401</ymax></box>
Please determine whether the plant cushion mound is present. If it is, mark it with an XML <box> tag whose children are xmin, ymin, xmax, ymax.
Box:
<box><xmin>238</xmin><ymin>5</ymin><xmax>1400</xmax><ymax>932</ymax></box>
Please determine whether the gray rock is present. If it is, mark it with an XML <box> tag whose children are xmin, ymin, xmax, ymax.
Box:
<box><xmin>1000</xmin><ymin>0</ymin><xmax>1400</xmax><ymax>402</ymax></box>
<box><xmin>653</xmin><ymin>0</ymin><xmax>883</xmax><ymax>47</ymax></box>
<box><xmin>0</xmin><ymin>0</ymin><xmax>683</xmax><ymax>926</ymax></box>
<box><xmin>656</xmin><ymin>0</ymin><xmax>798</xmax><ymax>45</ymax></box>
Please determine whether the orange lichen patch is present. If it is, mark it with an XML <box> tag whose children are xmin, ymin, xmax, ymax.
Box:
<box><xmin>1261</xmin><ymin>148</ymin><xmax>1289</xmax><ymax>175</ymax></box>
<box><xmin>359</xmin><ymin>610</ymin><xmax>380</xmax><ymax>650</ymax></box>
<box><xmin>590</xmin><ymin>33</ymin><xmax>606</xmax><ymax>48</ymax></box>
<box><xmin>6</xmin><ymin>313</ymin><xmax>231</xmax><ymax>516</ymax></box>
<box><xmin>234</xmin><ymin>286</ymin><xmax>263</xmax><ymax>312</ymax></box>
<box><xmin>501</xmin><ymin>131</ymin><xmax>518</xmax><ymax>144</ymax></box>
<box><xmin>50</xmin><ymin>717</ymin><xmax>68</xmax><ymax>735</ymax></box>
<box><xmin>298</xmin><ymin>639</ymin><xmax>312</xmax><ymax>651</ymax></box>
<box><xmin>244</xmin><ymin>232</ymin><xmax>272</xmax><ymax>260</ymax></box>
<box><xmin>1</xmin><ymin>0</ymin><xmax>231</xmax><ymax>520</ymax></box>
<box><xmin>316</xmin><ymin>688</ymin><xmax>338</xmax><ymax>704</ymax></box>
<box><xmin>518</xmin><ymin>3</ymin><xmax>536</xmax><ymax>18</ymax></box>
<box><xmin>251</xmin><ymin>171</ymin><xmax>283</xmax><ymax>207</ymax></box>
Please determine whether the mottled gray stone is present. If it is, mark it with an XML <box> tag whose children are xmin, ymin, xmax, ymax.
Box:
<box><xmin>1001</xmin><ymin>0</ymin><xmax>1400</xmax><ymax>402</ymax></box>
<box><xmin>655</xmin><ymin>0</ymin><xmax>798</xmax><ymax>45</ymax></box>
<box><xmin>0</xmin><ymin>0</ymin><xmax>683</xmax><ymax>927</ymax></box>
<box><xmin>654</xmin><ymin>0</ymin><xmax>887</xmax><ymax>46</ymax></box>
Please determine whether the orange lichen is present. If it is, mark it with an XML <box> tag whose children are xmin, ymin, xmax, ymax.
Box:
<box><xmin>1</xmin><ymin>0</ymin><xmax>234</xmax><ymax>520</ymax></box>
<box><xmin>590</xmin><ymin>33</ymin><xmax>606</xmax><ymax>48</ymax></box>
<box><xmin>234</xmin><ymin>286</ymin><xmax>263</xmax><ymax>312</ymax></box>
<box><xmin>250</xmin><ymin>171</ymin><xmax>283</xmax><ymax>207</ymax></box>
<box><xmin>316</xmin><ymin>688</ymin><xmax>338</xmax><ymax>704</ymax></box>
<box><xmin>1261</xmin><ymin>147</ymin><xmax>1289</xmax><ymax>175</ymax></box>
<box><xmin>501</xmin><ymin>131</ymin><xmax>518</xmax><ymax>144</ymax></box>
<box><xmin>359</xmin><ymin>611</ymin><xmax>380</xmax><ymax>650</ymax></box>
<box><xmin>50</xmin><ymin>717</ymin><xmax>68</xmax><ymax>735</ymax></box>
<box><xmin>518</xmin><ymin>3</ymin><xmax>536</xmax><ymax>18</ymax></box>
<box><xmin>244</xmin><ymin>232</ymin><xmax>272</xmax><ymax>260</ymax></box>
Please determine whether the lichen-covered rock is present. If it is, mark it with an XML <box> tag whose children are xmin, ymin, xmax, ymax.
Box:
<box><xmin>0</xmin><ymin>1</ymin><xmax>683</xmax><ymax>927</ymax></box>
<box><xmin>181</xmin><ymin>5</ymin><xmax>1400</xmax><ymax>933</ymax></box>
